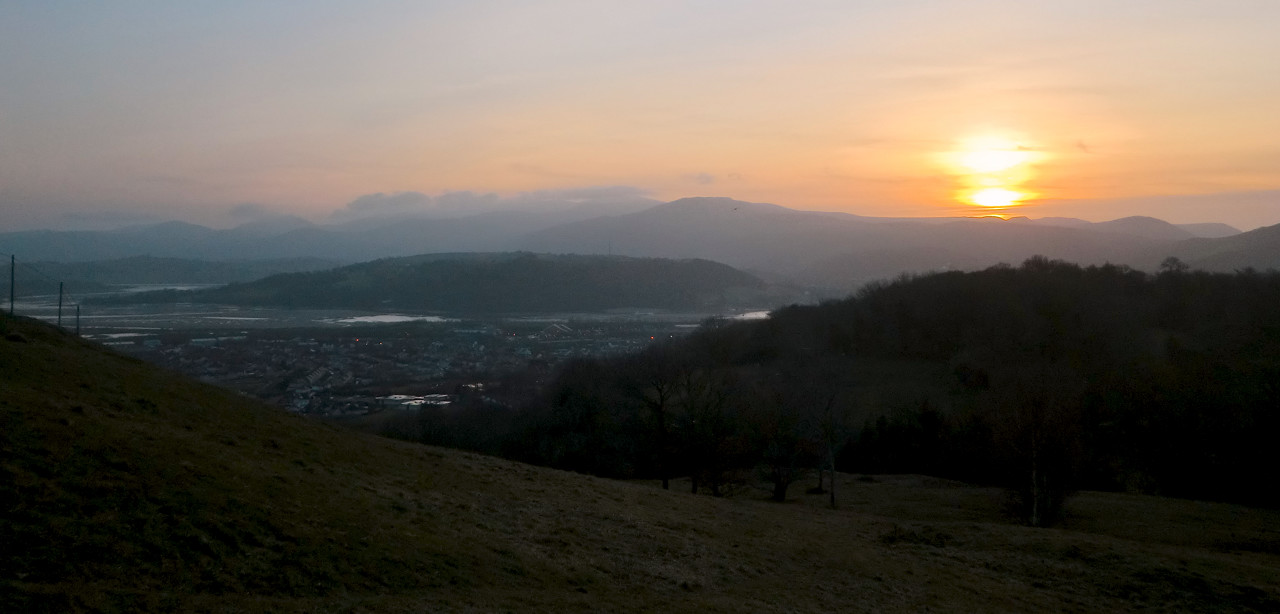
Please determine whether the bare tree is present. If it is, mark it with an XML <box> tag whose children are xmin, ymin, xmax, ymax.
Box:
<box><xmin>746</xmin><ymin>383</ymin><xmax>819</xmax><ymax>502</ymax></box>
<box><xmin>815</xmin><ymin>391</ymin><xmax>851</xmax><ymax>509</ymax></box>
<box><xmin>626</xmin><ymin>344</ymin><xmax>684</xmax><ymax>489</ymax></box>
<box><xmin>990</xmin><ymin>364</ymin><xmax>1085</xmax><ymax>527</ymax></box>
<box><xmin>675</xmin><ymin>367</ymin><xmax>742</xmax><ymax>496</ymax></box>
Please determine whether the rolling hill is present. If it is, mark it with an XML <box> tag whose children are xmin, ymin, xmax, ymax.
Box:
<box><xmin>4</xmin><ymin>312</ymin><xmax>1280</xmax><ymax>612</ymax></box>
<box><xmin>1154</xmin><ymin>221</ymin><xmax>1280</xmax><ymax>272</ymax></box>
<box><xmin>115</xmin><ymin>253</ymin><xmax>768</xmax><ymax>313</ymax></box>
<box><xmin>5</xmin><ymin>196</ymin><xmax>1276</xmax><ymax>292</ymax></box>
<box><xmin>0</xmin><ymin>200</ymin><xmax>658</xmax><ymax>264</ymax></box>
<box><xmin>518</xmin><ymin>198</ymin><xmax>1266</xmax><ymax>287</ymax></box>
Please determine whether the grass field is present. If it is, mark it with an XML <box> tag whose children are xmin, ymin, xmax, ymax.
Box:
<box><xmin>3</xmin><ymin>314</ymin><xmax>1278</xmax><ymax>612</ymax></box>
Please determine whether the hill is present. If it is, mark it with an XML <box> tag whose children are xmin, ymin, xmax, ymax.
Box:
<box><xmin>519</xmin><ymin>198</ymin><xmax>1250</xmax><ymax>288</ymax></box>
<box><xmin>519</xmin><ymin>197</ymin><xmax>874</xmax><ymax>277</ymax></box>
<box><xmin>1158</xmin><ymin>221</ymin><xmax>1280</xmax><ymax>272</ymax></box>
<box><xmin>7</xmin><ymin>196</ymin><xmax>1269</xmax><ymax>292</ymax></box>
<box><xmin>1090</xmin><ymin>216</ymin><xmax>1197</xmax><ymax>241</ymax></box>
<box><xmin>1</xmin><ymin>256</ymin><xmax>340</xmax><ymax>298</ymax></box>
<box><xmin>486</xmin><ymin>259</ymin><xmax>1280</xmax><ymax>518</ymax></box>
<box><xmin>801</xmin><ymin>217</ymin><xmax>1161</xmax><ymax>287</ymax></box>
<box><xmin>3</xmin><ymin>314</ymin><xmax>1279</xmax><ymax>612</ymax></box>
<box><xmin>1175</xmin><ymin>222</ymin><xmax>1242</xmax><ymax>239</ymax></box>
<box><xmin>0</xmin><ymin>199</ymin><xmax>658</xmax><ymax>264</ymax></box>
<box><xmin>117</xmin><ymin>253</ymin><xmax>767</xmax><ymax>313</ymax></box>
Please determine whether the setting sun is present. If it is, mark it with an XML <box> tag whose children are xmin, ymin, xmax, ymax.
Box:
<box><xmin>942</xmin><ymin>135</ymin><xmax>1043</xmax><ymax>214</ymax></box>
<box><xmin>969</xmin><ymin>187</ymin><xmax>1025</xmax><ymax>208</ymax></box>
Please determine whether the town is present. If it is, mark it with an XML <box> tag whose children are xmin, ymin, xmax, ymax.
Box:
<box><xmin>110</xmin><ymin>317</ymin><xmax>712</xmax><ymax>416</ymax></box>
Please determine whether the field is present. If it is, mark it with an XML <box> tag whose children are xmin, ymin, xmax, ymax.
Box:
<box><xmin>3</xmin><ymin>314</ymin><xmax>1278</xmax><ymax>612</ymax></box>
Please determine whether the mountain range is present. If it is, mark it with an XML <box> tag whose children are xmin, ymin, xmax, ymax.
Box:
<box><xmin>2</xmin><ymin>197</ymin><xmax>1275</xmax><ymax>290</ymax></box>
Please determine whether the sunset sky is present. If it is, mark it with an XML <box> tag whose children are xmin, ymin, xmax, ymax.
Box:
<box><xmin>3</xmin><ymin>1</ymin><xmax>1279</xmax><ymax>230</ymax></box>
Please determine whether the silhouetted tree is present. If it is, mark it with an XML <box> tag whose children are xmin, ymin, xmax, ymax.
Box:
<box><xmin>674</xmin><ymin>367</ymin><xmax>743</xmax><ymax>496</ymax></box>
<box><xmin>988</xmin><ymin>364</ymin><xmax>1085</xmax><ymax>527</ymax></box>
<box><xmin>744</xmin><ymin>379</ymin><xmax>819</xmax><ymax>502</ymax></box>
<box><xmin>623</xmin><ymin>343</ymin><xmax>685</xmax><ymax>489</ymax></box>
<box><xmin>380</xmin><ymin>261</ymin><xmax>1280</xmax><ymax>512</ymax></box>
<box><xmin>1159</xmin><ymin>256</ymin><xmax>1190</xmax><ymax>274</ymax></box>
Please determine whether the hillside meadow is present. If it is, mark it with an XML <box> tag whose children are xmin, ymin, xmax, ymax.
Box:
<box><xmin>2</xmin><ymin>315</ymin><xmax>1278</xmax><ymax>612</ymax></box>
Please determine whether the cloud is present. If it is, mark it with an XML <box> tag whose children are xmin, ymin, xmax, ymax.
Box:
<box><xmin>329</xmin><ymin>190</ymin><xmax>506</xmax><ymax>222</ymax></box>
<box><xmin>329</xmin><ymin>191</ymin><xmax>439</xmax><ymax>222</ymax></box>
<box><xmin>686</xmin><ymin>173</ymin><xmax>716</xmax><ymax>185</ymax></box>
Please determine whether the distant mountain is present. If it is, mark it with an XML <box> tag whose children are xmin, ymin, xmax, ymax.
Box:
<box><xmin>520</xmin><ymin>198</ymin><xmax>1222</xmax><ymax>289</ymax></box>
<box><xmin>1176</xmin><ymin>222</ymin><xmax>1241</xmax><ymax>239</ymax></box>
<box><xmin>518</xmin><ymin>197</ymin><xmax>878</xmax><ymax>278</ymax></box>
<box><xmin>1014</xmin><ymin>215</ymin><xmax>1195</xmax><ymax>241</ymax></box>
<box><xmin>1148</xmin><ymin>222</ymin><xmax>1280</xmax><ymax>272</ymax></box>
<box><xmin>1015</xmin><ymin>216</ymin><xmax>1094</xmax><ymax>229</ymax></box>
<box><xmin>1016</xmin><ymin>216</ymin><xmax>1238</xmax><ymax>240</ymax></box>
<box><xmin>123</xmin><ymin>253</ymin><xmax>766</xmax><ymax>313</ymax></box>
<box><xmin>3</xmin><ymin>196</ymin><xmax>1273</xmax><ymax>290</ymax></box>
<box><xmin>0</xmin><ymin>206</ymin><xmax>658</xmax><ymax>263</ymax></box>
<box><xmin>1091</xmin><ymin>216</ymin><xmax>1197</xmax><ymax>241</ymax></box>
<box><xmin>801</xmin><ymin>218</ymin><xmax>1176</xmax><ymax>288</ymax></box>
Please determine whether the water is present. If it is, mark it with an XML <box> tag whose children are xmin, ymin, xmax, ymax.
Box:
<box><xmin>14</xmin><ymin>289</ymin><xmax>771</xmax><ymax>335</ymax></box>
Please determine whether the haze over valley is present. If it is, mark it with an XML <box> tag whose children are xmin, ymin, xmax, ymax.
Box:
<box><xmin>5</xmin><ymin>195</ymin><xmax>1278</xmax><ymax>295</ymax></box>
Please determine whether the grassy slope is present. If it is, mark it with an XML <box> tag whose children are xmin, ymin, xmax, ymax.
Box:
<box><xmin>2</xmin><ymin>315</ymin><xmax>1278</xmax><ymax>613</ymax></box>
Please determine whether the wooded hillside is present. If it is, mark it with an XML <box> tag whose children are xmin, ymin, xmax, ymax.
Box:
<box><xmin>108</xmin><ymin>253</ymin><xmax>765</xmax><ymax>313</ymax></box>
<box><xmin>388</xmin><ymin>258</ymin><xmax>1280</xmax><ymax>524</ymax></box>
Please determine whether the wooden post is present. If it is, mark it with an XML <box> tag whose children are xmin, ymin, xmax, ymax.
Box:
<box><xmin>76</xmin><ymin>304</ymin><xmax>81</xmax><ymax>336</ymax></box>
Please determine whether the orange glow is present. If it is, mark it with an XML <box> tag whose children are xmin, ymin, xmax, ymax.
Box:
<box><xmin>942</xmin><ymin>135</ymin><xmax>1043</xmax><ymax>214</ymax></box>
<box><xmin>959</xmin><ymin>142</ymin><xmax>1032</xmax><ymax>174</ymax></box>
<box><xmin>969</xmin><ymin>187</ymin><xmax>1025</xmax><ymax>208</ymax></box>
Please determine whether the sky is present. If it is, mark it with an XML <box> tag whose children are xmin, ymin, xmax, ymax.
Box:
<box><xmin>2</xmin><ymin>1</ymin><xmax>1279</xmax><ymax>231</ymax></box>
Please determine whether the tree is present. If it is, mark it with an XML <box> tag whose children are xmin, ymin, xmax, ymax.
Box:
<box><xmin>1159</xmin><ymin>256</ymin><xmax>1190</xmax><ymax>275</ymax></box>
<box><xmin>989</xmin><ymin>364</ymin><xmax>1085</xmax><ymax>527</ymax></box>
<box><xmin>814</xmin><ymin>391</ymin><xmax>851</xmax><ymax>509</ymax></box>
<box><xmin>674</xmin><ymin>367</ymin><xmax>743</xmax><ymax>496</ymax></box>
<box><xmin>624</xmin><ymin>343</ymin><xmax>685</xmax><ymax>489</ymax></box>
<box><xmin>746</xmin><ymin>381</ymin><xmax>819</xmax><ymax>502</ymax></box>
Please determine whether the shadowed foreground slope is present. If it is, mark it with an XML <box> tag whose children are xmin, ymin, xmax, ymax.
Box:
<box><xmin>2</xmin><ymin>315</ymin><xmax>1278</xmax><ymax>612</ymax></box>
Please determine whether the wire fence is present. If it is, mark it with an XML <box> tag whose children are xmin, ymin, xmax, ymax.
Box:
<box><xmin>0</xmin><ymin>251</ymin><xmax>88</xmax><ymax>335</ymax></box>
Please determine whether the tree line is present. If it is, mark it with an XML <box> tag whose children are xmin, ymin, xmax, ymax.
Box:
<box><xmin>374</xmin><ymin>257</ymin><xmax>1280</xmax><ymax>525</ymax></box>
